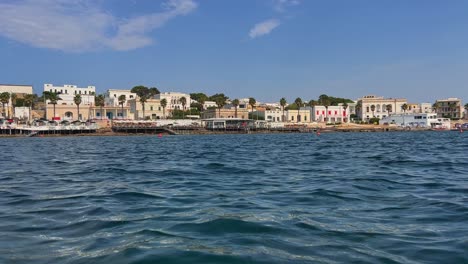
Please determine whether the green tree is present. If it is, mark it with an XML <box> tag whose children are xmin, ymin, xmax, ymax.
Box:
<box><xmin>216</xmin><ymin>96</ymin><xmax>227</xmax><ymax>117</ymax></box>
<box><xmin>280</xmin><ymin>97</ymin><xmax>287</xmax><ymax>122</ymax></box>
<box><xmin>11</xmin><ymin>93</ymin><xmax>17</xmax><ymax>118</ymax></box>
<box><xmin>131</xmin><ymin>86</ymin><xmax>160</xmax><ymax>120</ymax></box>
<box><xmin>190</xmin><ymin>93</ymin><xmax>208</xmax><ymax>111</ymax></box>
<box><xmin>118</xmin><ymin>94</ymin><xmax>126</xmax><ymax>119</ymax></box>
<box><xmin>294</xmin><ymin>97</ymin><xmax>302</xmax><ymax>123</ymax></box>
<box><xmin>355</xmin><ymin>101</ymin><xmax>362</xmax><ymax>121</ymax></box>
<box><xmin>370</xmin><ymin>105</ymin><xmax>376</xmax><ymax>117</ymax></box>
<box><xmin>160</xmin><ymin>98</ymin><xmax>167</xmax><ymax>119</ymax></box>
<box><xmin>74</xmin><ymin>94</ymin><xmax>82</xmax><ymax>120</ymax></box>
<box><xmin>23</xmin><ymin>94</ymin><xmax>37</xmax><ymax>123</ymax></box>
<box><xmin>0</xmin><ymin>92</ymin><xmax>10</xmax><ymax>118</ymax></box>
<box><xmin>401</xmin><ymin>103</ymin><xmax>408</xmax><ymax>113</ymax></box>
<box><xmin>342</xmin><ymin>102</ymin><xmax>348</xmax><ymax>122</ymax></box>
<box><xmin>232</xmin><ymin>99</ymin><xmax>240</xmax><ymax>118</ymax></box>
<box><xmin>95</xmin><ymin>94</ymin><xmax>105</xmax><ymax>119</ymax></box>
<box><xmin>43</xmin><ymin>91</ymin><xmax>61</xmax><ymax>120</ymax></box>
<box><xmin>249</xmin><ymin>97</ymin><xmax>257</xmax><ymax>120</ymax></box>
<box><xmin>385</xmin><ymin>104</ymin><xmax>392</xmax><ymax>116</ymax></box>
<box><xmin>179</xmin><ymin>97</ymin><xmax>187</xmax><ymax>119</ymax></box>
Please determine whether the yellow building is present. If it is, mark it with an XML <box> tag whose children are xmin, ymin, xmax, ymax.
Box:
<box><xmin>201</xmin><ymin>108</ymin><xmax>249</xmax><ymax>119</ymax></box>
<box><xmin>287</xmin><ymin>109</ymin><xmax>311</xmax><ymax>123</ymax></box>
<box><xmin>129</xmin><ymin>99</ymin><xmax>165</xmax><ymax>120</ymax></box>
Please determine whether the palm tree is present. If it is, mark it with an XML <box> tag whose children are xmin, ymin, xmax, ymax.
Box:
<box><xmin>43</xmin><ymin>91</ymin><xmax>61</xmax><ymax>120</ymax></box>
<box><xmin>216</xmin><ymin>96</ymin><xmax>227</xmax><ymax>117</ymax></box>
<box><xmin>95</xmin><ymin>94</ymin><xmax>105</xmax><ymax>119</ymax></box>
<box><xmin>280</xmin><ymin>97</ymin><xmax>287</xmax><ymax>122</ymax></box>
<box><xmin>249</xmin><ymin>97</ymin><xmax>256</xmax><ymax>120</ymax></box>
<box><xmin>23</xmin><ymin>94</ymin><xmax>36</xmax><ymax>123</ymax></box>
<box><xmin>131</xmin><ymin>86</ymin><xmax>159</xmax><ymax>120</ymax></box>
<box><xmin>294</xmin><ymin>97</ymin><xmax>302</xmax><ymax>123</ymax></box>
<box><xmin>74</xmin><ymin>94</ymin><xmax>82</xmax><ymax>120</ymax></box>
<box><xmin>11</xmin><ymin>93</ymin><xmax>17</xmax><ymax>118</ymax></box>
<box><xmin>342</xmin><ymin>102</ymin><xmax>348</xmax><ymax>122</ymax></box>
<box><xmin>232</xmin><ymin>99</ymin><xmax>240</xmax><ymax>118</ymax></box>
<box><xmin>0</xmin><ymin>92</ymin><xmax>10</xmax><ymax>118</ymax></box>
<box><xmin>161</xmin><ymin>98</ymin><xmax>167</xmax><ymax>119</ymax></box>
<box><xmin>385</xmin><ymin>104</ymin><xmax>392</xmax><ymax>116</ymax></box>
<box><xmin>355</xmin><ymin>101</ymin><xmax>362</xmax><ymax>121</ymax></box>
<box><xmin>179</xmin><ymin>97</ymin><xmax>187</xmax><ymax>119</ymax></box>
<box><xmin>118</xmin><ymin>95</ymin><xmax>126</xmax><ymax>119</ymax></box>
<box><xmin>370</xmin><ymin>105</ymin><xmax>376</xmax><ymax>117</ymax></box>
<box><xmin>401</xmin><ymin>103</ymin><xmax>408</xmax><ymax>113</ymax></box>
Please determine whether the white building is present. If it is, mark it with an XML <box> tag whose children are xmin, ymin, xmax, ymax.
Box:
<box><xmin>104</xmin><ymin>89</ymin><xmax>136</xmax><ymax>107</ymax></box>
<box><xmin>154</xmin><ymin>92</ymin><xmax>191</xmax><ymax>111</ymax></box>
<box><xmin>258</xmin><ymin>109</ymin><xmax>285</xmax><ymax>122</ymax></box>
<box><xmin>380</xmin><ymin>113</ymin><xmax>451</xmax><ymax>129</ymax></box>
<box><xmin>357</xmin><ymin>95</ymin><xmax>407</xmax><ymax>120</ymax></box>
<box><xmin>312</xmin><ymin>105</ymin><xmax>350</xmax><ymax>123</ymax></box>
<box><xmin>44</xmin><ymin>84</ymin><xmax>95</xmax><ymax>106</ymax></box>
<box><xmin>203</xmin><ymin>101</ymin><xmax>218</xmax><ymax>109</ymax></box>
<box><xmin>419</xmin><ymin>103</ymin><xmax>433</xmax><ymax>113</ymax></box>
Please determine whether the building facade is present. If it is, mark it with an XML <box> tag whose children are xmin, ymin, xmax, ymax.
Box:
<box><xmin>311</xmin><ymin>105</ymin><xmax>350</xmax><ymax>123</ymax></box>
<box><xmin>287</xmin><ymin>109</ymin><xmax>311</xmax><ymax>123</ymax></box>
<box><xmin>129</xmin><ymin>99</ymin><xmax>165</xmax><ymax>120</ymax></box>
<box><xmin>201</xmin><ymin>108</ymin><xmax>249</xmax><ymax>119</ymax></box>
<box><xmin>0</xmin><ymin>84</ymin><xmax>33</xmax><ymax>118</ymax></box>
<box><xmin>435</xmin><ymin>98</ymin><xmax>463</xmax><ymax>119</ymax></box>
<box><xmin>104</xmin><ymin>89</ymin><xmax>136</xmax><ymax>107</ymax></box>
<box><xmin>154</xmin><ymin>92</ymin><xmax>191</xmax><ymax>111</ymax></box>
<box><xmin>43</xmin><ymin>84</ymin><xmax>96</xmax><ymax>120</ymax></box>
<box><xmin>357</xmin><ymin>95</ymin><xmax>407</xmax><ymax>120</ymax></box>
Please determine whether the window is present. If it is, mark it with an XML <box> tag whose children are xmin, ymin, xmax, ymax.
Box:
<box><xmin>150</xmin><ymin>106</ymin><xmax>154</xmax><ymax>111</ymax></box>
<box><xmin>304</xmin><ymin>116</ymin><xmax>307</xmax><ymax>121</ymax></box>
<box><xmin>130</xmin><ymin>95</ymin><xmax>134</xmax><ymax>98</ymax></box>
<box><xmin>65</xmin><ymin>90</ymin><xmax>67</xmax><ymax>94</ymax></box>
<box><xmin>334</xmin><ymin>111</ymin><xmax>337</xmax><ymax>115</ymax></box>
<box><xmin>114</xmin><ymin>94</ymin><xmax>117</xmax><ymax>98</ymax></box>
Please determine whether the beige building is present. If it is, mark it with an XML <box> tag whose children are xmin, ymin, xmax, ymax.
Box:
<box><xmin>201</xmin><ymin>108</ymin><xmax>249</xmax><ymax>119</ymax></box>
<box><xmin>44</xmin><ymin>84</ymin><xmax>95</xmax><ymax>120</ymax></box>
<box><xmin>129</xmin><ymin>99</ymin><xmax>165</xmax><ymax>120</ymax></box>
<box><xmin>357</xmin><ymin>95</ymin><xmax>407</xmax><ymax>120</ymax></box>
<box><xmin>46</xmin><ymin>104</ymin><xmax>92</xmax><ymax>121</ymax></box>
<box><xmin>435</xmin><ymin>98</ymin><xmax>463</xmax><ymax>119</ymax></box>
<box><xmin>0</xmin><ymin>84</ymin><xmax>33</xmax><ymax>118</ymax></box>
<box><xmin>154</xmin><ymin>92</ymin><xmax>191</xmax><ymax>111</ymax></box>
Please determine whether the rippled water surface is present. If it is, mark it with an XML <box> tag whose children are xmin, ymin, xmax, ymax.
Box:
<box><xmin>1</xmin><ymin>132</ymin><xmax>467</xmax><ymax>263</ymax></box>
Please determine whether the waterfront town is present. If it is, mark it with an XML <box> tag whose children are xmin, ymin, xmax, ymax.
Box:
<box><xmin>0</xmin><ymin>83</ymin><xmax>467</xmax><ymax>135</ymax></box>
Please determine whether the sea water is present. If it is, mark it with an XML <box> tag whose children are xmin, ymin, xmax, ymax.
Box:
<box><xmin>0</xmin><ymin>132</ymin><xmax>467</xmax><ymax>263</ymax></box>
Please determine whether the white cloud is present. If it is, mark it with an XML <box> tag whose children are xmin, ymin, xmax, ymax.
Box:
<box><xmin>249</xmin><ymin>19</ymin><xmax>281</xmax><ymax>39</ymax></box>
<box><xmin>274</xmin><ymin>0</ymin><xmax>300</xmax><ymax>12</ymax></box>
<box><xmin>0</xmin><ymin>0</ymin><xmax>197</xmax><ymax>52</ymax></box>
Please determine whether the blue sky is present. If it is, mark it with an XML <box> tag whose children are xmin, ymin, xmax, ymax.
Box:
<box><xmin>1</xmin><ymin>0</ymin><xmax>468</xmax><ymax>103</ymax></box>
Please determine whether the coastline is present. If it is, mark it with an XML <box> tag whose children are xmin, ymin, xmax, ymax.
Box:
<box><xmin>0</xmin><ymin>125</ymin><xmax>459</xmax><ymax>138</ymax></box>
